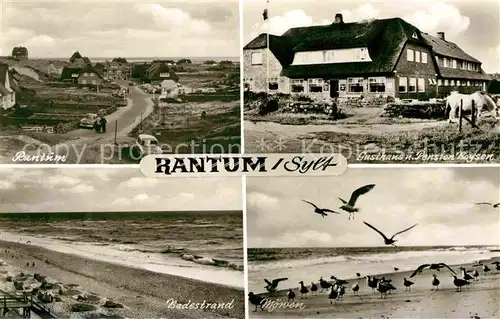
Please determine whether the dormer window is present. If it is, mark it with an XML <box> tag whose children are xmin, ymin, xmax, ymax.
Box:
<box><xmin>412</xmin><ymin>32</ymin><xmax>418</xmax><ymax>39</ymax></box>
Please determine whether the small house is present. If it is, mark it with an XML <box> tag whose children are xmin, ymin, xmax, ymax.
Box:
<box><xmin>12</xmin><ymin>46</ymin><xmax>28</xmax><ymax>60</ymax></box>
<box><xmin>0</xmin><ymin>63</ymin><xmax>19</xmax><ymax>110</ymax></box>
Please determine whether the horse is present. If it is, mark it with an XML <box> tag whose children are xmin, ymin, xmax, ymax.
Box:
<box><xmin>445</xmin><ymin>91</ymin><xmax>498</xmax><ymax>123</ymax></box>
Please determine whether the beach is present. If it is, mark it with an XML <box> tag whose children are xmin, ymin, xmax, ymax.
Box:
<box><xmin>248</xmin><ymin>247</ymin><xmax>500</xmax><ymax>318</ymax></box>
<box><xmin>0</xmin><ymin>240</ymin><xmax>244</xmax><ymax>319</ymax></box>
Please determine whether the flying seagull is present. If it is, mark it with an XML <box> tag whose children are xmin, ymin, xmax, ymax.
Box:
<box><xmin>475</xmin><ymin>202</ymin><xmax>500</xmax><ymax>208</ymax></box>
<box><xmin>363</xmin><ymin>221</ymin><xmax>417</xmax><ymax>246</ymax></box>
<box><xmin>410</xmin><ymin>263</ymin><xmax>457</xmax><ymax>278</ymax></box>
<box><xmin>302</xmin><ymin>200</ymin><xmax>340</xmax><ymax>218</ymax></box>
<box><xmin>264</xmin><ymin>278</ymin><xmax>288</xmax><ymax>294</ymax></box>
<box><xmin>338</xmin><ymin>184</ymin><xmax>375</xmax><ymax>220</ymax></box>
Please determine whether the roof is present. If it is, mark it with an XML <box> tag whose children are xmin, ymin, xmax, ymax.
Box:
<box><xmin>60</xmin><ymin>67</ymin><xmax>82</xmax><ymax>80</ymax></box>
<box><xmin>12</xmin><ymin>46</ymin><xmax>28</xmax><ymax>56</ymax></box>
<box><xmin>80</xmin><ymin>64</ymin><xmax>103</xmax><ymax>78</ymax></box>
<box><xmin>421</xmin><ymin>33</ymin><xmax>480</xmax><ymax>63</ymax></box>
<box><xmin>161</xmin><ymin>79</ymin><xmax>177</xmax><ymax>88</ymax></box>
<box><xmin>70</xmin><ymin>51</ymin><xmax>83</xmax><ymax>62</ymax></box>
<box><xmin>146</xmin><ymin>62</ymin><xmax>177</xmax><ymax>81</ymax></box>
<box><xmin>0</xmin><ymin>63</ymin><xmax>20</xmax><ymax>94</ymax></box>
<box><xmin>138</xmin><ymin>134</ymin><xmax>158</xmax><ymax>140</ymax></box>
<box><xmin>279</xmin><ymin>18</ymin><xmax>427</xmax><ymax>78</ymax></box>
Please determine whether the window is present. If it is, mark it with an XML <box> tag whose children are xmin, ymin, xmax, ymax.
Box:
<box><xmin>244</xmin><ymin>77</ymin><xmax>254</xmax><ymax>91</ymax></box>
<box><xmin>415</xmin><ymin>51</ymin><xmax>421</xmax><ymax>63</ymax></box>
<box><xmin>91</xmin><ymin>80</ymin><xmax>96</xmax><ymax>85</ymax></box>
<box><xmin>456</xmin><ymin>80</ymin><xmax>461</xmax><ymax>86</ymax></box>
<box><xmin>308</xmin><ymin>78</ymin><xmax>323</xmax><ymax>93</ymax></box>
<box><xmin>368</xmin><ymin>77</ymin><xmax>386</xmax><ymax>93</ymax></box>
<box><xmin>461</xmin><ymin>61</ymin><xmax>467</xmax><ymax>70</ymax></box>
<box><xmin>268</xmin><ymin>77</ymin><xmax>278</xmax><ymax>91</ymax></box>
<box><xmin>443</xmin><ymin>58</ymin><xmax>449</xmax><ymax>67</ymax></box>
<box><xmin>251</xmin><ymin>52</ymin><xmax>263</xmax><ymax>65</ymax></box>
<box><xmin>412</xmin><ymin>32</ymin><xmax>418</xmax><ymax>39</ymax></box>
<box><xmin>428</xmin><ymin>78</ymin><xmax>436</xmax><ymax>85</ymax></box>
<box><xmin>407</xmin><ymin>49</ymin><xmax>414</xmax><ymax>62</ymax></box>
<box><xmin>452</xmin><ymin>59</ymin><xmax>457</xmax><ymax>69</ymax></box>
<box><xmin>291</xmin><ymin>79</ymin><xmax>304</xmax><ymax>93</ymax></box>
<box><xmin>399</xmin><ymin>77</ymin><xmax>407</xmax><ymax>93</ymax></box>
<box><xmin>474</xmin><ymin>81</ymin><xmax>478</xmax><ymax>86</ymax></box>
<box><xmin>347</xmin><ymin>78</ymin><xmax>364</xmax><ymax>93</ymax></box>
<box><xmin>444</xmin><ymin>79</ymin><xmax>449</xmax><ymax>86</ymax></box>
<box><xmin>438</xmin><ymin>79</ymin><xmax>443</xmax><ymax>86</ymax></box>
<box><xmin>409</xmin><ymin>78</ymin><xmax>417</xmax><ymax>92</ymax></box>
<box><xmin>467</xmin><ymin>80</ymin><xmax>471</xmax><ymax>86</ymax></box>
<box><xmin>422</xmin><ymin>52</ymin><xmax>428</xmax><ymax>64</ymax></box>
<box><xmin>467</xmin><ymin>62</ymin><xmax>472</xmax><ymax>71</ymax></box>
<box><xmin>451</xmin><ymin>80</ymin><xmax>455</xmax><ymax>86</ymax></box>
<box><xmin>418</xmin><ymin>78</ymin><xmax>425</xmax><ymax>92</ymax></box>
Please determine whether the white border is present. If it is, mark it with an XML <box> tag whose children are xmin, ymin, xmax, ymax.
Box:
<box><xmin>242</xmin><ymin>175</ymin><xmax>249</xmax><ymax>319</ymax></box>
<box><xmin>239</xmin><ymin>0</ymin><xmax>245</xmax><ymax>154</ymax></box>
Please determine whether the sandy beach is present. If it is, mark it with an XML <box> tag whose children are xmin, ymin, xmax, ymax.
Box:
<box><xmin>0</xmin><ymin>240</ymin><xmax>244</xmax><ymax>319</ymax></box>
<box><xmin>249</xmin><ymin>257</ymin><xmax>500</xmax><ymax>318</ymax></box>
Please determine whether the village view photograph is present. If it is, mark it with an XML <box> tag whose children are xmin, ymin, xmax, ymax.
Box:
<box><xmin>243</xmin><ymin>0</ymin><xmax>500</xmax><ymax>163</ymax></box>
<box><xmin>246</xmin><ymin>167</ymin><xmax>500</xmax><ymax>318</ymax></box>
<box><xmin>0</xmin><ymin>167</ymin><xmax>244</xmax><ymax>318</ymax></box>
<box><xmin>0</xmin><ymin>0</ymin><xmax>241</xmax><ymax>164</ymax></box>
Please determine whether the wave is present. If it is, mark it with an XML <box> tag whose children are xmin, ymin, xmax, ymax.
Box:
<box><xmin>180</xmin><ymin>254</ymin><xmax>244</xmax><ymax>271</ymax></box>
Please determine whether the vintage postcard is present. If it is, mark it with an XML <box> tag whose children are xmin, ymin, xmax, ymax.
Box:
<box><xmin>0</xmin><ymin>1</ymin><xmax>241</xmax><ymax>164</ymax></box>
<box><xmin>242</xmin><ymin>0</ymin><xmax>500</xmax><ymax>163</ymax></box>
<box><xmin>246</xmin><ymin>167</ymin><xmax>500</xmax><ymax>317</ymax></box>
<box><xmin>0</xmin><ymin>167</ymin><xmax>244</xmax><ymax>318</ymax></box>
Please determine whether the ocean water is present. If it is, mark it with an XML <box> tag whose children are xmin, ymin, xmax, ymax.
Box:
<box><xmin>0</xmin><ymin>211</ymin><xmax>244</xmax><ymax>288</ymax></box>
<box><xmin>248</xmin><ymin>246</ymin><xmax>500</xmax><ymax>293</ymax></box>
<box><xmin>36</xmin><ymin>57</ymin><xmax>240</xmax><ymax>63</ymax></box>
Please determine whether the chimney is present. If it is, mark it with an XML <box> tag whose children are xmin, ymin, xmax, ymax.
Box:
<box><xmin>334</xmin><ymin>13</ymin><xmax>344</xmax><ymax>24</ymax></box>
<box><xmin>437</xmin><ymin>32</ymin><xmax>445</xmax><ymax>41</ymax></box>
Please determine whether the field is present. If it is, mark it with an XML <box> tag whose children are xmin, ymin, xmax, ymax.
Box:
<box><xmin>244</xmin><ymin>93</ymin><xmax>500</xmax><ymax>163</ymax></box>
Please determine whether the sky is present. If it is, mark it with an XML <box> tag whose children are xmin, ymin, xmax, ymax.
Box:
<box><xmin>243</xmin><ymin>0</ymin><xmax>500</xmax><ymax>73</ymax></box>
<box><xmin>247</xmin><ymin>167</ymin><xmax>500</xmax><ymax>248</ymax></box>
<box><xmin>0</xmin><ymin>0</ymin><xmax>240</xmax><ymax>58</ymax></box>
<box><xmin>0</xmin><ymin>167</ymin><xmax>242</xmax><ymax>212</ymax></box>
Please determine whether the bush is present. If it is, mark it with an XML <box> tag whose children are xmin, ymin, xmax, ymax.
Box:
<box><xmin>259</xmin><ymin>99</ymin><xmax>279</xmax><ymax>116</ymax></box>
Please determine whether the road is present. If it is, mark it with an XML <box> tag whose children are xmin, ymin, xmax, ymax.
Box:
<box><xmin>4</xmin><ymin>80</ymin><xmax>156</xmax><ymax>163</ymax></box>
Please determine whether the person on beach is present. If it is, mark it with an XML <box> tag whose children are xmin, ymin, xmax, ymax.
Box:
<box><xmin>94</xmin><ymin>120</ymin><xmax>101</xmax><ymax>133</ymax></box>
<box><xmin>100</xmin><ymin>117</ymin><xmax>108</xmax><ymax>133</ymax></box>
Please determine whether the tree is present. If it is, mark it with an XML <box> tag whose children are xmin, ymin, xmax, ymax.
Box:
<box><xmin>113</xmin><ymin>57</ymin><xmax>128</xmax><ymax>64</ymax></box>
<box><xmin>178</xmin><ymin>59</ymin><xmax>192</xmax><ymax>64</ymax></box>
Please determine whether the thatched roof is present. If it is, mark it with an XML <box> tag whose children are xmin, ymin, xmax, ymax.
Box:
<box><xmin>439</xmin><ymin>67</ymin><xmax>491</xmax><ymax>80</ymax></box>
<box><xmin>0</xmin><ymin>63</ymin><xmax>19</xmax><ymax>95</ymax></box>
<box><xmin>70</xmin><ymin>51</ymin><xmax>83</xmax><ymax>62</ymax></box>
<box><xmin>421</xmin><ymin>33</ymin><xmax>480</xmax><ymax>63</ymax></box>
<box><xmin>60</xmin><ymin>67</ymin><xmax>82</xmax><ymax>80</ymax></box>
<box><xmin>146</xmin><ymin>62</ymin><xmax>177</xmax><ymax>81</ymax></box>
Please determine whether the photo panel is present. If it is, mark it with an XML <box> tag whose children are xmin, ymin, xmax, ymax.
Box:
<box><xmin>242</xmin><ymin>0</ymin><xmax>500</xmax><ymax>163</ymax></box>
<box><xmin>0</xmin><ymin>167</ymin><xmax>244</xmax><ymax>318</ymax></box>
<box><xmin>246</xmin><ymin>167</ymin><xmax>500</xmax><ymax>317</ymax></box>
<box><xmin>0</xmin><ymin>0</ymin><xmax>241</xmax><ymax>164</ymax></box>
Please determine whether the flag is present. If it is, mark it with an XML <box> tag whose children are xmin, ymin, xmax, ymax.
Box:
<box><xmin>263</xmin><ymin>8</ymin><xmax>268</xmax><ymax>21</ymax></box>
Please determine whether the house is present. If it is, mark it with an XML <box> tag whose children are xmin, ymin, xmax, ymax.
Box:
<box><xmin>0</xmin><ymin>64</ymin><xmax>19</xmax><ymax>110</ymax></box>
<box><xmin>243</xmin><ymin>14</ymin><xmax>491</xmax><ymax>101</ymax></box>
<box><xmin>145</xmin><ymin>62</ymin><xmax>178</xmax><ymax>85</ymax></box>
<box><xmin>11</xmin><ymin>46</ymin><xmax>28</xmax><ymax>60</ymax></box>
<box><xmin>104</xmin><ymin>61</ymin><xmax>124</xmax><ymax>80</ymax></box>
<box><xmin>59</xmin><ymin>65</ymin><xmax>103</xmax><ymax>86</ymax></box>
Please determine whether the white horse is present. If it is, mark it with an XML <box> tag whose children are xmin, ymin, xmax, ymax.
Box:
<box><xmin>445</xmin><ymin>91</ymin><xmax>498</xmax><ymax>123</ymax></box>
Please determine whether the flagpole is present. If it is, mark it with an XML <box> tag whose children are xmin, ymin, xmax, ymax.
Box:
<box><xmin>266</xmin><ymin>0</ymin><xmax>270</xmax><ymax>94</ymax></box>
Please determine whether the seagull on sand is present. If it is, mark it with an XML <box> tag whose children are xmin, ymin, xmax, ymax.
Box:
<box><xmin>459</xmin><ymin>267</ymin><xmax>474</xmax><ymax>281</ymax></box>
<box><xmin>310</xmin><ymin>282</ymin><xmax>318</xmax><ymax>295</ymax></box>
<box><xmin>363</xmin><ymin>221</ymin><xmax>417</xmax><ymax>246</ymax></box>
<box><xmin>264</xmin><ymin>278</ymin><xmax>288</xmax><ymax>294</ymax></box>
<box><xmin>248</xmin><ymin>292</ymin><xmax>265</xmax><ymax>312</ymax></box>
<box><xmin>475</xmin><ymin>202</ymin><xmax>500</xmax><ymax>208</ymax></box>
<box><xmin>328</xmin><ymin>286</ymin><xmax>338</xmax><ymax>304</ymax></box>
<box><xmin>319</xmin><ymin>277</ymin><xmax>332</xmax><ymax>292</ymax></box>
<box><xmin>483</xmin><ymin>264</ymin><xmax>491</xmax><ymax>273</ymax></box>
<box><xmin>452</xmin><ymin>275</ymin><xmax>470</xmax><ymax>292</ymax></box>
<box><xmin>376</xmin><ymin>280</ymin><xmax>396</xmax><ymax>299</ymax></box>
<box><xmin>302</xmin><ymin>200</ymin><xmax>340</xmax><ymax>218</ymax></box>
<box><xmin>431</xmin><ymin>274</ymin><xmax>440</xmax><ymax>290</ymax></box>
<box><xmin>287</xmin><ymin>289</ymin><xmax>295</xmax><ymax>301</ymax></box>
<box><xmin>366</xmin><ymin>275</ymin><xmax>379</xmax><ymax>292</ymax></box>
<box><xmin>410</xmin><ymin>263</ymin><xmax>457</xmax><ymax>278</ymax></box>
<box><xmin>472</xmin><ymin>270</ymin><xmax>479</xmax><ymax>280</ymax></box>
<box><xmin>351</xmin><ymin>282</ymin><xmax>360</xmax><ymax>295</ymax></box>
<box><xmin>299</xmin><ymin>281</ymin><xmax>309</xmax><ymax>298</ymax></box>
<box><xmin>403</xmin><ymin>277</ymin><xmax>414</xmax><ymax>291</ymax></box>
<box><xmin>338</xmin><ymin>184</ymin><xmax>375</xmax><ymax>220</ymax></box>
<box><xmin>330</xmin><ymin>276</ymin><xmax>348</xmax><ymax>285</ymax></box>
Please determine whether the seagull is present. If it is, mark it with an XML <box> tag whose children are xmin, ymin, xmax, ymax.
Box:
<box><xmin>475</xmin><ymin>202</ymin><xmax>500</xmax><ymax>208</ymax></box>
<box><xmin>330</xmin><ymin>276</ymin><xmax>348</xmax><ymax>285</ymax></box>
<box><xmin>403</xmin><ymin>277</ymin><xmax>414</xmax><ymax>291</ymax></box>
<box><xmin>299</xmin><ymin>281</ymin><xmax>309</xmax><ymax>298</ymax></box>
<box><xmin>459</xmin><ymin>267</ymin><xmax>474</xmax><ymax>281</ymax></box>
<box><xmin>310</xmin><ymin>282</ymin><xmax>318</xmax><ymax>295</ymax></box>
<box><xmin>338</xmin><ymin>184</ymin><xmax>375</xmax><ymax>220</ymax></box>
<box><xmin>452</xmin><ymin>275</ymin><xmax>469</xmax><ymax>292</ymax></box>
<box><xmin>366</xmin><ymin>275</ymin><xmax>379</xmax><ymax>292</ymax></box>
<box><xmin>431</xmin><ymin>274</ymin><xmax>440</xmax><ymax>290</ymax></box>
<box><xmin>472</xmin><ymin>270</ymin><xmax>479</xmax><ymax>280</ymax></box>
<box><xmin>328</xmin><ymin>286</ymin><xmax>338</xmax><ymax>304</ymax></box>
<box><xmin>264</xmin><ymin>278</ymin><xmax>288</xmax><ymax>294</ymax></box>
<box><xmin>483</xmin><ymin>265</ymin><xmax>491</xmax><ymax>273</ymax></box>
<box><xmin>351</xmin><ymin>282</ymin><xmax>360</xmax><ymax>295</ymax></box>
<box><xmin>394</xmin><ymin>267</ymin><xmax>399</xmax><ymax>271</ymax></box>
<box><xmin>319</xmin><ymin>277</ymin><xmax>332</xmax><ymax>292</ymax></box>
<box><xmin>363</xmin><ymin>221</ymin><xmax>417</xmax><ymax>246</ymax></box>
<box><xmin>376</xmin><ymin>280</ymin><xmax>396</xmax><ymax>299</ymax></box>
<box><xmin>302</xmin><ymin>200</ymin><xmax>340</xmax><ymax>218</ymax></box>
<box><xmin>356</xmin><ymin>272</ymin><xmax>361</xmax><ymax>278</ymax></box>
<box><xmin>287</xmin><ymin>289</ymin><xmax>295</xmax><ymax>301</ymax></box>
<box><xmin>248</xmin><ymin>292</ymin><xmax>265</xmax><ymax>312</ymax></box>
<box><xmin>410</xmin><ymin>263</ymin><xmax>457</xmax><ymax>278</ymax></box>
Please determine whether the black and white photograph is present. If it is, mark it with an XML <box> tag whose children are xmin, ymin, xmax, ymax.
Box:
<box><xmin>0</xmin><ymin>0</ymin><xmax>241</xmax><ymax>164</ymax></box>
<box><xmin>243</xmin><ymin>0</ymin><xmax>500</xmax><ymax>163</ymax></box>
<box><xmin>0</xmin><ymin>168</ymin><xmax>244</xmax><ymax>318</ymax></box>
<box><xmin>246</xmin><ymin>167</ymin><xmax>500</xmax><ymax>318</ymax></box>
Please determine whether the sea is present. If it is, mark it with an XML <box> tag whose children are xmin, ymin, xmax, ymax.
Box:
<box><xmin>248</xmin><ymin>246</ymin><xmax>500</xmax><ymax>293</ymax></box>
<box><xmin>0</xmin><ymin>211</ymin><xmax>244</xmax><ymax>288</ymax></box>
<box><xmin>32</xmin><ymin>56</ymin><xmax>240</xmax><ymax>63</ymax></box>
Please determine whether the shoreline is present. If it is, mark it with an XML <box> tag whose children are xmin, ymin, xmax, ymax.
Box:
<box><xmin>248</xmin><ymin>257</ymin><xmax>500</xmax><ymax>318</ymax></box>
<box><xmin>0</xmin><ymin>240</ymin><xmax>245</xmax><ymax>319</ymax></box>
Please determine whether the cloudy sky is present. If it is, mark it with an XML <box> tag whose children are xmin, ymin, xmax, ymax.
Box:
<box><xmin>0</xmin><ymin>167</ymin><xmax>241</xmax><ymax>212</ymax></box>
<box><xmin>243</xmin><ymin>0</ymin><xmax>500</xmax><ymax>73</ymax></box>
<box><xmin>247</xmin><ymin>167</ymin><xmax>500</xmax><ymax>248</ymax></box>
<box><xmin>0</xmin><ymin>0</ymin><xmax>239</xmax><ymax>58</ymax></box>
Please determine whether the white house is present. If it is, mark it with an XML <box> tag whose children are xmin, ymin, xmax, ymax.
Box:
<box><xmin>159</xmin><ymin>79</ymin><xmax>191</xmax><ymax>98</ymax></box>
<box><xmin>0</xmin><ymin>64</ymin><xmax>18</xmax><ymax>110</ymax></box>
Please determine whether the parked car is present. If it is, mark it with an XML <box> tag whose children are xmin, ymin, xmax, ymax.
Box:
<box><xmin>79</xmin><ymin>113</ymin><xmax>99</xmax><ymax>128</ymax></box>
<box><xmin>132</xmin><ymin>134</ymin><xmax>163</xmax><ymax>158</ymax></box>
